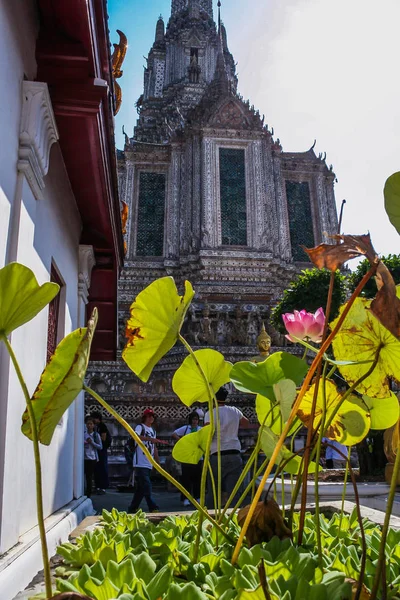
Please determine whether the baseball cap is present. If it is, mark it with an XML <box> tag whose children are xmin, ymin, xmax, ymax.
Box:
<box><xmin>143</xmin><ymin>408</ymin><xmax>155</xmax><ymax>417</ymax></box>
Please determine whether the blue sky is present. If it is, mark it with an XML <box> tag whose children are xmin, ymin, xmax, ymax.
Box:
<box><xmin>108</xmin><ymin>0</ymin><xmax>400</xmax><ymax>258</ymax></box>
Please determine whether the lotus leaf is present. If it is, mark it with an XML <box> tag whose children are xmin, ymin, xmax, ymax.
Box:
<box><xmin>21</xmin><ymin>309</ymin><xmax>98</xmax><ymax>445</ymax></box>
<box><xmin>297</xmin><ymin>380</ymin><xmax>370</xmax><ymax>445</ymax></box>
<box><xmin>331</xmin><ymin>298</ymin><xmax>400</xmax><ymax>398</ymax></box>
<box><xmin>349</xmin><ymin>393</ymin><xmax>399</xmax><ymax>430</ymax></box>
<box><xmin>230</xmin><ymin>352</ymin><xmax>308</xmax><ymax>398</ymax></box>
<box><xmin>260</xmin><ymin>427</ymin><xmax>319</xmax><ymax>474</ymax></box>
<box><xmin>122</xmin><ymin>277</ymin><xmax>194</xmax><ymax>382</ymax></box>
<box><xmin>384</xmin><ymin>171</ymin><xmax>400</xmax><ymax>236</ymax></box>
<box><xmin>0</xmin><ymin>262</ymin><xmax>59</xmax><ymax>337</ymax></box>
<box><xmin>172</xmin><ymin>349</ymin><xmax>231</xmax><ymax>406</ymax></box>
<box><xmin>255</xmin><ymin>386</ymin><xmax>299</xmax><ymax>436</ymax></box>
<box><xmin>172</xmin><ymin>425</ymin><xmax>212</xmax><ymax>464</ymax></box>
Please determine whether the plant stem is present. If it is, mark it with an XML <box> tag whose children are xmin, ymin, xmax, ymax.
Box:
<box><xmin>1</xmin><ymin>335</ymin><xmax>52</xmax><ymax>599</ymax></box>
<box><xmin>226</xmin><ymin>456</ymin><xmax>270</xmax><ymax>521</ymax></box>
<box><xmin>178</xmin><ymin>335</ymin><xmax>217</xmax><ymax>560</ymax></box>
<box><xmin>370</xmin><ymin>439</ymin><xmax>400</xmax><ymax>600</ymax></box>
<box><xmin>313</xmin><ymin>361</ymin><xmax>329</xmax><ymax>565</ymax></box>
<box><xmin>213</xmin><ymin>393</ymin><xmax>222</xmax><ymax>518</ymax></box>
<box><xmin>338</xmin><ymin>446</ymin><xmax>351</xmax><ymax>534</ymax></box>
<box><xmin>231</xmin><ymin>264</ymin><xmax>377</xmax><ymax>565</ymax></box>
<box><xmin>83</xmin><ymin>385</ymin><xmax>234</xmax><ymax>544</ymax></box>
<box><xmin>220</xmin><ymin>443</ymin><xmax>258</xmax><ymax>522</ymax></box>
<box><xmin>298</xmin><ymin>268</ymin><xmax>335</xmax><ymax>545</ymax></box>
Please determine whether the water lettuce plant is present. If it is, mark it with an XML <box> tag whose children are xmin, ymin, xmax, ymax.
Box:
<box><xmin>2</xmin><ymin>173</ymin><xmax>400</xmax><ymax>599</ymax></box>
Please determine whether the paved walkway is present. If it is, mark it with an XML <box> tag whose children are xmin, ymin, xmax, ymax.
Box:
<box><xmin>91</xmin><ymin>486</ymin><xmax>194</xmax><ymax>515</ymax></box>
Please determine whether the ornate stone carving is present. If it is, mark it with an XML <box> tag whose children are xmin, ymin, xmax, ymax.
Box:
<box><xmin>18</xmin><ymin>81</ymin><xmax>59</xmax><ymax>200</ymax></box>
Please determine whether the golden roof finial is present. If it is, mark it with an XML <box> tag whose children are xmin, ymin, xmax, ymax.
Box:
<box><xmin>112</xmin><ymin>30</ymin><xmax>128</xmax><ymax>115</ymax></box>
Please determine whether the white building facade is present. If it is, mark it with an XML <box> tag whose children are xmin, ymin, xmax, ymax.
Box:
<box><xmin>0</xmin><ymin>1</ymin><xmax>123</xmax><ymax>597</ymax></box>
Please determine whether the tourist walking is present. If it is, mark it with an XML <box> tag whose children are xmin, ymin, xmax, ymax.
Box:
<box><xmin>204</xmin><ymin>386</ymin><xmax>249</xmax><ymax>508</ymax></box>
<box><xmin>91</xmin><ymin>411</ymin><xmax>111</xmax><ymax>494</ymax></box>
<box><xmin>128</xmin><ymin>409</ymin><xmax>168</xmax><ymax>513</ymax></box>
<box><xmin>84</xmin><ymin>415</ymin><xmax>102</xmax><ymax>498</ymax></box>
<box><xmin>172</xmin><ymin>411</ymin><xmax>202</xmax><ymax>506</ymax></box>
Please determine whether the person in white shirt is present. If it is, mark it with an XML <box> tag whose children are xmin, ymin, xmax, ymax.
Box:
<box><xmin>204</xmin><ymin>386</ymin><xmax>249</xmax><ymax>508</ymax></box>
<box><xmin>128</xmin><ymin>409</ymin><xmax>168</xmax><ymax>513</ymax></box>
<box><xmin>172</xmin><ymin>412</ymin><xmax>202</xmax><ymax>506</ymax></box>
<box><xmin>84</xmin><ymin>416</ymin><xmax>102</xmax><ymax>498</ymax></box>
<box><xmin>322</xmin><ymin>438</ymin><xmax>348</xmax><ymax>469</ymax></box>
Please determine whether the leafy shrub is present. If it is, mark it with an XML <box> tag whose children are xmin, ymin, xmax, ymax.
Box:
<box><xmin>348</xmin><ymin>254</ymin><xmax>400</xmax><ymax>298</ymax></box>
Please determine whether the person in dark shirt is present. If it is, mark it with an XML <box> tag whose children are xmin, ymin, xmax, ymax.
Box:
<box><xmin>91</xmin><ymin>411</ymin><xmax>111</xmax><ymax>494</ymax></box>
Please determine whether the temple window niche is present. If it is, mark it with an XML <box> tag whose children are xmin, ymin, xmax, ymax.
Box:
<box><xmin>285</xmin><ymin>180</ymin><xmax>314</xmax><ymax>261</ymax></box>
<box><xmin>136</xmin><ymin>171</ymin><xmax>166</xmax><ymax>256</ymax></box>
<box><xmin>219</xmin><ymin>147</ymin><xmax>247</xmax><ymax>245</ymax></box>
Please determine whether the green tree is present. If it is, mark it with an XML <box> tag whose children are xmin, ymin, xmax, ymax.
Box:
<box><xmin>348</xmin><ymin>254</ymin><xmax>400</xmax><ymax>298</ymax></box>
<box><xmin>270</xmin><ymin>268</ymin><xmax>347</xmax><ymax>334</ymax></box>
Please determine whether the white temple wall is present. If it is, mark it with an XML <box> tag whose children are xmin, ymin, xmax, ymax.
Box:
<box><xmin>0</xmin><ymin>1</ymin><xmax>38</xmax><ymax>268</ymax></box>
<box><xmin>0</xmin><ymin>1</ymin><xmax>88</xmax><ymax>559</ymax></box>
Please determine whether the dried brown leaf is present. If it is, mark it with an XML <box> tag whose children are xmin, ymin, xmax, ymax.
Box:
<box><xmin>369</xmin><ymin>261</ymin><xmax>400</xmax><ymax>339</ymax></box>
<box><xmin>237</xmin><ymin>497</ymin><xmax>292</xmax><ymax>547</ymax></box>
<box><xmin>304</xmin><ymin>233</ymin><xmax>377</xmax><ymax>271</ymax></box>
<box><xmin>345</xmin><ymin>578</ymin><xmax>371</xmax><ymax>599</ymax></box>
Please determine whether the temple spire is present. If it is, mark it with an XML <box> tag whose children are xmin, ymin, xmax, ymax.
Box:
<box><xmin>155</xmin><ymin>15</ymin><xmax>165</xmax><ymax>43</ymax></box>
<box><xmin>171</xmin><ymin>0</ymin><xmax>213</xmax><ymax>19</ymax></box>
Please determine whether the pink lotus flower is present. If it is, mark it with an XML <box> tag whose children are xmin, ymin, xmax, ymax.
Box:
<box><xmin>282</xmin><ymin>308</ymin><xmax>325</xmax><ymax>343</ymax></box>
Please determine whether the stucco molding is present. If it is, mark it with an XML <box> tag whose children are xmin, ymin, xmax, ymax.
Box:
<box><xmin>18</xmin><ymin>81</ymin><xmax>59</xmax><ymax>200</ymax></box>
<box><xmin>78</xmin><ymin>245</ymin><xmax>96</xmax><ymax>305</ymax></box>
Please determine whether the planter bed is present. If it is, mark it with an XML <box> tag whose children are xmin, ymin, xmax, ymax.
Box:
<box><xmin>13</xmin><ymin>502</ymin><xmax>400</xmax><ymax>600</ymax></box>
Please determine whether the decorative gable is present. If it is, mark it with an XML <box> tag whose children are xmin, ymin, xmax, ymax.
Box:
<box><xmin>207</xmin><ymin>98</ymin><xmax>251</xmax><ymax>129</ymax></box>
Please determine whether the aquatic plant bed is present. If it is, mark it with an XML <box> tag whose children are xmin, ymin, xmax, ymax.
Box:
<box><xmin>16</xmin><ymin>503</ymin><xmax>400</xmax><ymax>600</ymax></box>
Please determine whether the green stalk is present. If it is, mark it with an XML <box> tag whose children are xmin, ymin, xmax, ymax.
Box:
<box><xmin>298</xmin><ymin>267</ymin><xmax>335</xmax><ymax>546</ymax></box>
<box><xmin>207</xmin><ymin>461</ymin><xmax>218</xmax><ymax>520</ymax></box>
<box><xmin>2</xmin><ymin>335</ymin><xmax>52</xmax><ymax>599</ymax></box>
<box><xmin>220</xmin><ymin>444</ymin><xmax>259</xmax><ymax>522</ymax></box>
<box><xmin>314</xmin><ymin>360</ymin><xmax>329</xmax><ymax>565</ymax></box>
<box><xmin>178</xmin><ymin>335</ymin><xmax>217</xmax><ymax>560</ymax></box>
<box><xmin>231</xmin><ymin>264</ymin><xmax>378</xmax><ymax>565</ymax></box>
<box><xmin>212</xmin><ymin>393</ymin><xmax>222</xmax><ymax>517</ymax></box>
<box><xmin>83</xmin><ymin>385</ymin><xmax>234</xmax><ymax>544</ymax></box>
<box><xmin>338</xmin><ymin>446</ymin><xmax>351</xmax><ymax>534</ymax></box>
<box><xmin>370</xmin><ymin>440</ymin><xmax>400</xmax><ymax>600</ymax></box>
<box><xmin>226</xmin><ymin>456</ymin><xmax>270</xmax><ymax>521</ymax></box>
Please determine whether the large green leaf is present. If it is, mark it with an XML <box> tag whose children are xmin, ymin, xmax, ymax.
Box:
<box><xmin>331</xmin><ymin>298</ymin><xmax>400</xmax><ymax>398</ymax></box>
<box><xmin>172</xmin><ymin>349</ymin><xmax>232</xmax><ymax>406</ymax></box>
<box><xmin>255</xmin><ymin>380</ymin><xmax>299</xmax><ymax>436</ymax></box>
<box><xmin>384</xmin><ymin>172</ymin><xmax>400</xmax><ymax>235</ymax></box>
<box><xmin>260</xmin><ymin>427</ymin><xmax>319</xmax><ymax>474</ymax></box>
<box><xmin>172</xmin><ymin>425</ymin><xmax>212</xmax><ymax>464</ymax></box>
<box><xmin>297</xmin><ymin>380</ymin><xmax>370</xmax><ymax>445</ymax></box>
<box><xmin>0</xmin><ymin>262</ymin><xmax>59</xmax><ymax>336</ymax></box>
<box><xmin>230</xmin><ymin>352</ymin><xmax>308</xmax><ymax>398</ymax></box>
<box><xmin>350</xmin><ymin>393</ymin><xmax>399</xmax><ymax>430</ymax></box>
<box><xmin>122</xmin><ymin>277</ymin><xmax>194</xmax><ymax>382</ymax></box>
<box><xmin>21</xmin><ymin>309</ymin><xmax>98</xmax><ymax>445</ymax></box>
